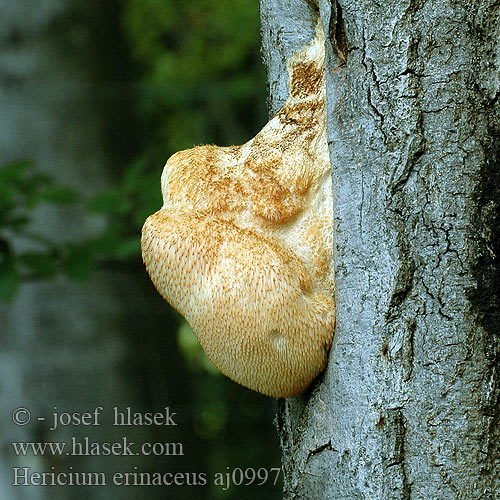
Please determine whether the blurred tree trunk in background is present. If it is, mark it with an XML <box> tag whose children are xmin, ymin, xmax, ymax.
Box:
<box><xmin>0</xmin><ymin>2</ymin><xmax>192</xmax><ymax>499</ymax></box>
<box><xmin>260</xmin><ymin>0</ymin><xmax>499</xmax><ymax>498</ymax></box>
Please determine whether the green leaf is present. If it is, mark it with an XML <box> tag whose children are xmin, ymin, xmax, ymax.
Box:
<box><xmin>92</xmin><ymin>225</ymin><xmax>140</xmax><ymax>260</ymax></box>
<box><xmin>19</xmin><ymin>251</ymin><xmax>59</xmax><ymax>277</ymax></box>
<box><xmin>123</xmin><ymin>157</ymin><xmax>149</xmax><ymax>193</ymax></box>
<box><xmin>113</xmin><ymin>237</ymin><xmax>140</xmax><ymax>260</ymax></box>
<box><xmin>88</xmin><ymin>188</ymin><xmax>130</xmax><ymax>215</ymax></box>
<box><xmin>63</xmin><ymin>244</ymin><xmax>95</xmax><ymax>281</ymax></box>
<box><xmin>0</xmin><ymin>214</ymin><xmax>30</xmax><ymax>229</ymax></box>
<box><xmin>0</xmin><ymin>258</ymin><xmax>19</xmax><ymax>301</ymax></box>
<box><xmin>39</xmin><ymin>186</ymin><xmax>79</xmax><ymax>204</ymax></box>
<box><xmin>0</xmin><ymin>161</ymin><xmax>32</xmax><ymax>185</ymax></box>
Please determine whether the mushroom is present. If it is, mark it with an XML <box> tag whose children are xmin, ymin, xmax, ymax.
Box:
<box><xmin>141</xmin><ymin>22</ymin><xmax>334</xmax><ymax>398</ymax></box>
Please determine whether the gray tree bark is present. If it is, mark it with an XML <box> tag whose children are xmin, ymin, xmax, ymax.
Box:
<box><xmin>260</xmin><ymin>1</ymin><xmax>499</xmax><ymax>499</ymax></box>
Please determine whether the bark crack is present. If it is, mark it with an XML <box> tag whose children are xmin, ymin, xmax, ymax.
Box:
<box><xmin>360</xmin><ymin>27</ymin><xmax>388</xmax><ymax>147</ymax></box>
<box><xmin>359</xmin><ymin>169</ymin><xmax>365</xmax><ymax>235</ymax></box>
<box><xmin>328</xmin><ymin>1</ymin><xmax>348</xmax><ymax>65</ymax></box>
<box><xmin>306</xmin><ymin>439</ymin><xmax>334</xmax><ymax>460</ymax></box>
<box><xmin>384</xmin><ymin>409</ymin><xmax>412</xmax><ymax>500</ymax></box>
<box><xmin>420</xmin><ymin>275</ymin><xmax>454</xmax><ymax>321</ymax></box>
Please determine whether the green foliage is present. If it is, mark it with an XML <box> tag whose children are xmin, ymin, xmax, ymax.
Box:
<box><xmin>0</xmin><ymin>161</ymin><xmax>78</xmax><ymax>299</ymax></box>
<box><xmin>0</xmin><ymin>159</ymin><xmax>156</xmax><ymax>299</ymax></box>
<box><xmin>88</xmin><ymin>157</ymin><xmax>161</xmax><ymax>232</ymax></box>
<box><xmin>122</xmin><ymin>0</ymin><xmax>267</xmax><ymax>159</ymax></box>
<box><xmin>0</xmin><ymin>244</ymin><xmax>19</xmax><ymax>301</ymax></box>
<box><xmin>0</xmin><ymin>160</ymin><xmax>77</xmax><ymax>225</ymax></box>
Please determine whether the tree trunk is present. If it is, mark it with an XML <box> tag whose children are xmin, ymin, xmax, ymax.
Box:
<box><xmin>0</xmin><ymin>3</ymin><xmax>185</xmax><ymax>500</ymax></box>
<box><xmin>260</xmin><ymin>1</ymin><xmax>499</xmax><ymax>498</ymax></box>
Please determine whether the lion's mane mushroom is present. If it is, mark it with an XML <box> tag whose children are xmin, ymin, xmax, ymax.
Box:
<box><xmin>141</xmin><ymin>22</ymin><xmax>334</xmax><ymax>398</ymax></box>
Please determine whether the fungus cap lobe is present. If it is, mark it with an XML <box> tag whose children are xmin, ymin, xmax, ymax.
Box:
<box><xmin>141</xmin><ymin>22</ymin><xmax>334</xmax><ymax>397</ymax></box>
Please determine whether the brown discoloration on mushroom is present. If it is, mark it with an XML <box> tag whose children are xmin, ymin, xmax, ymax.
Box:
<box><xmin>141</xmin><ymin>23</ymin><xmax>334</xmax><ymax>398</ymax></box>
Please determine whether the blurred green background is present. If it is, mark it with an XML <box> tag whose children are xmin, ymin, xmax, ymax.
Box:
<box><xmin>0</xmin><ymin>1</ymin><xmax>280</xmax><ymax>499</ymax></box>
